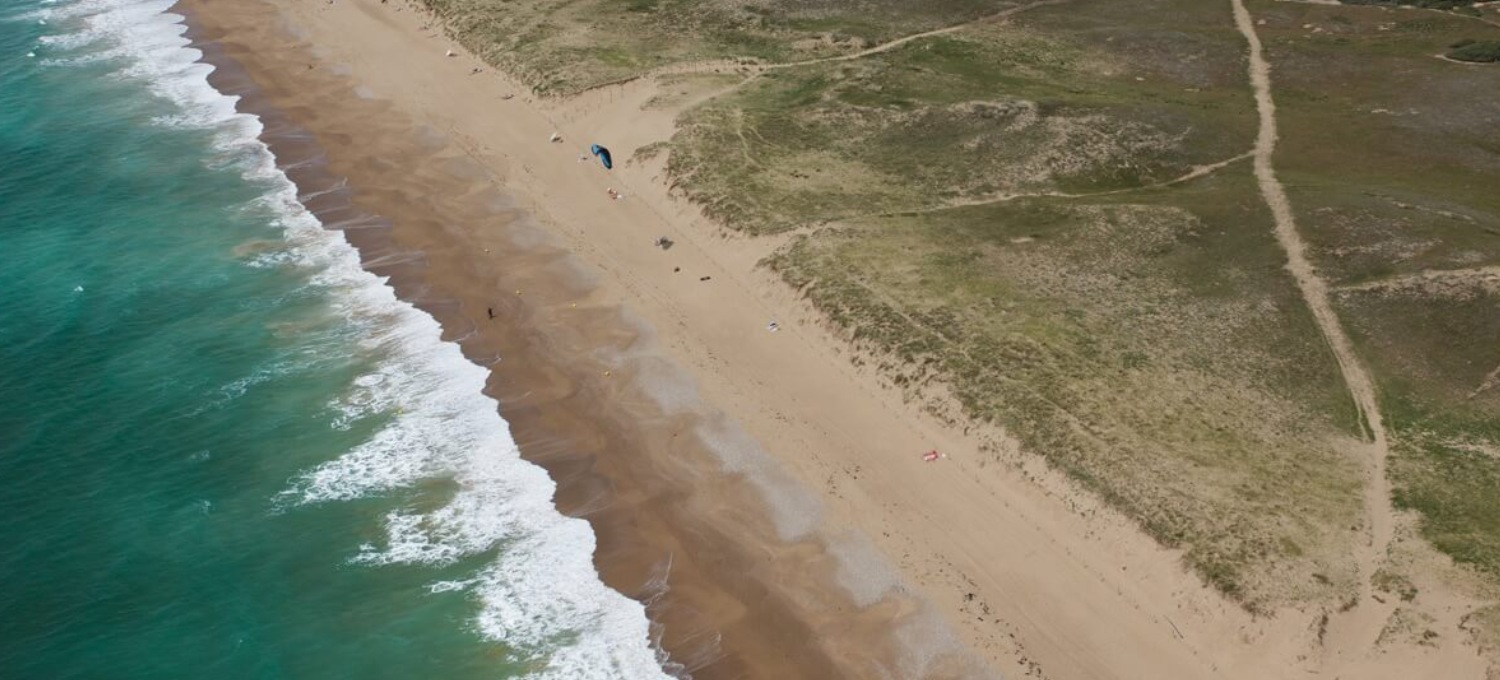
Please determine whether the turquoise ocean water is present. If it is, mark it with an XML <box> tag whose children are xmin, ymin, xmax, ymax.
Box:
<box><xmin>0</xmin><ymin>2</ymin><xmax>672</xmax><ymax>678</ymax></box>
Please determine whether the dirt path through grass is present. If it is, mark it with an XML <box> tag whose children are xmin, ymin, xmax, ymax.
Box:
<box><xmin>1335</xmin><ymin>265</ymin><xmax>1500</xmax><ymax>293</ymax></box>
<box><xmin>864</xmin><ymin>151</ymin><xmax>1254</xmax><ymax>217</ymax></box>
<box><xmin>586</xmin><ymin>0</ymin><xmax>1070</xmax><ymax>98</ymax></box>
<box><xmin>770</xmin><ymin>0</ymin><xmax>1071</xmax><ymax>68</ymax></box>
<box><xmin>1229</xmin><ymin>0</ymin><xmax>1398</xmax><ymax>664</ymax></box>
<box><xmin>1278</xmin><ymin>0</ymin><xmax>1500</xmax><ymax>29</ymax></box>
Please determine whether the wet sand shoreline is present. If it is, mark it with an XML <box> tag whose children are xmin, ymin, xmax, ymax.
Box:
<box><xmin>178</xmin><ymin>2</ymin><xmax>955</xmax><ymax>678</ymax></box>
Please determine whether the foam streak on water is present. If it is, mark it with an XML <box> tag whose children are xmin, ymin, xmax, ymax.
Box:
<box><xmin>26</xmin><ymin>1</ymin><xmax>673</xmax><ymax>677</ymax></box>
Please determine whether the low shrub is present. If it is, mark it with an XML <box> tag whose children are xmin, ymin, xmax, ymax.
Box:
<box><xmin>1448</xmin><ymin>40</ymin><xmax>1500</xmax><ymax>62</ymax></box>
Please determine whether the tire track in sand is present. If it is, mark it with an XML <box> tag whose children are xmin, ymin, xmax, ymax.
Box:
<box><xmin>1228</xmin><ymin>0</ymin><xmax>1396</xmax><ymax>660</ymax></box>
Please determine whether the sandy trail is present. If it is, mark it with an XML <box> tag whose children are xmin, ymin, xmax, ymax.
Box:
<box><xmin>1335</xmin><ymin>265</ymin><xmax>1500</xmax><ymax>293</ymax></box>
<box><xmin>579</xmin><ymin>0</ymin><xmax>1070</xmax><ymax>105</ymax></box>
<box><xmin>768</xmin><ymin>0</ymin><xmax>1071</xmax><ymax>69</ymax></box>
<box><xmin>1276</xmin><ymin>0</ymin><xmax>1500</xmax><ymax>29</ymax></box>
<box><xmin>1229</xmin><ymin>0</ymin><xmax>1400</xmax><ymax>666</ymax></box>
<box><xmin>866</xmin><ymin>151</ymin><xmax>1254</xmax><ymax>218</ymax></box>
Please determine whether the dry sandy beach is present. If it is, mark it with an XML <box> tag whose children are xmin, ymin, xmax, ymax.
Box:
<box><xmin>180</xmin><ymin>0</ymin><xmax>1492</xmax><ymax>678</ymax></box>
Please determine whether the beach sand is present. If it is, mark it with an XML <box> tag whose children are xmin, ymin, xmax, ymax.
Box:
<box><xmin>182</xmin><ymin>6</ymin><xmax>959</xmax><ymax>679</ymax></box>
<box><xmin>179</xmin><ymin>1</ymin><xmax>1491</xmax><ymax>678</ymax></box>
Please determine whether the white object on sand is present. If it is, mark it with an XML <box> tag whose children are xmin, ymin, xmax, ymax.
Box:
<box><xmin>549</xmin><ymin>132</ymin><xmax>562</xmax><ymax>143</ymax></box>
<box><xmin>445</xmin><ymin>49</ymin><xmax>457</xmax><ymax>57</ymax></box>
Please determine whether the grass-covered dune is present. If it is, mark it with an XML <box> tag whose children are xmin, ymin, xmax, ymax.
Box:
<box><xmin>1256</xmin><ymin>0</ymin><xmax>1500</xmax><ymax>588</ymax></box>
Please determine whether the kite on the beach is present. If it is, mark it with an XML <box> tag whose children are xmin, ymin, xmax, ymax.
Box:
<box><xmin>590</xmin><ymin>144</ymin><xmax>613</xmax><ymax>169</ymax></box>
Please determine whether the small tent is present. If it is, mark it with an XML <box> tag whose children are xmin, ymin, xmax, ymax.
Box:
<box><xmin>590</xmin><ymin>144</ymin><xmax>613</xmax><ymax>170</ymax></box>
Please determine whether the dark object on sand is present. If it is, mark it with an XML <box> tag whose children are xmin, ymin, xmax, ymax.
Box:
<box><xmin>699</xmin><ymin>276</ymin><xmax>711</xmax><ymax>282</ymax></box>
<box><xmin>654</xmin><ymin>236</ymin><xmax>674</xmax><ymax>250</ymax></box>
<box><xmin>590</xmin><ymin>144</ymin><xmax>613</xmax><ymax>169</ymax></box>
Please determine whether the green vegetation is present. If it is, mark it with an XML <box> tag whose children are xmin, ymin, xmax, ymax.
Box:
<box><xmin>422</xmin><ymin>0</ymin><xmax>1025</xmax><ymax>93</ymax></box>
<box><xmin>1449</xmin><ymin>39</ymin><xmax>1500</xmax><ymax>62</ymax></box>
<box><xmin>765</xmin><ymin>173</ymin><xmax>1363</xmax><ymax>604</ymax></box>
<box><xmin>1374</xmin><ymin>567</ymin><xmax>1420</xmax><ymax>601</ymax></box>
<box><xmin>1256</xmin><ymin>0</ymin><xmax>1500</xmax><ymax>580</ymax></box>
<box><xmin>429</xmin><ymin>0</ymin><xmax>1500</xmax><ymax>609</ymax></box>
<box><xmin>1392</xmin><ymin>429</ymin><xmax>1500</xmax><ymax>580</ymax></box>
<box><xmin>668</xmin><ymin>23</ymin><xmax>1254</xmax><ymax>235</ymax></box>
<box><xmin>670</xmin><ymin>0</ymin><xmax>1367</xmax><ymax>607</ymax></box>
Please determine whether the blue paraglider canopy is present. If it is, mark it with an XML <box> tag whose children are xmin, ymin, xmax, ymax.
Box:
<box><xmin>590</xmin><ymin>144</ymin><xmax>613</xmax><ymax>170</ymax></box>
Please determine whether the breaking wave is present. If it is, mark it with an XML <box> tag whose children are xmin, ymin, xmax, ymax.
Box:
<box><xmin>24</xmin><ymin>1</ymin><xmax>674</xmax><ymax>677</ymax></box>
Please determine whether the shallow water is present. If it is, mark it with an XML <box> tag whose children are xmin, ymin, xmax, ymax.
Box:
<box><xmin>0</xmin><ymin>2</ymin><xmax>668</xmax><ymax>677</ymax></box>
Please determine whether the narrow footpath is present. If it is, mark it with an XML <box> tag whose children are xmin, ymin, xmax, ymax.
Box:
<box><xmin>1228</xmin><ymin>0</ymin><xmax>1397</xmax><ymax>667</ymax></box>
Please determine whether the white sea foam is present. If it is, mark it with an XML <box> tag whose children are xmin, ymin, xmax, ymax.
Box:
<box><xmin>35</xmin><ymin>2</ymin><xmax>675</xmax><ymax>677</ymax></box>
